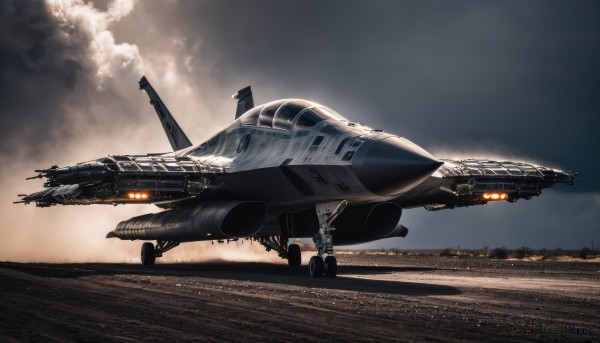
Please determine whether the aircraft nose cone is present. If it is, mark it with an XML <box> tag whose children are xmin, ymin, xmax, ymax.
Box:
<box><xmin>352</xmin><ymin>137</ymin><xmax>443</xmax><ymax>196</ymax></box>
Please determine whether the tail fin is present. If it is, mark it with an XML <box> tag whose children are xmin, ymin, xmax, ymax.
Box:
<box><xmin>138</xmin><ymin>76</ymin><xmax>193</xmax><ymax>151</ymax></box>
<box><xmin>233</xmin><ymin>86</ymin><xmax>254</xmax><ymax>119</ymax></box>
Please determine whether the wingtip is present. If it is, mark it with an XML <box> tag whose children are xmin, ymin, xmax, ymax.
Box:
<box><xmin>568</xmin><ymin>170</ymin><xmax>579</xmax><ymax>185</ymax></box>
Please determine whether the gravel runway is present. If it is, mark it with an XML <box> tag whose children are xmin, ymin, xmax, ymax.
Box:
<box><xmin>1</xmin><ymin>254</ymin><xmax>598</xmax><ymax>342</ymax></box>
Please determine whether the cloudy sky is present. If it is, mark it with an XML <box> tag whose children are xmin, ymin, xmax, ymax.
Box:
<box><xmin>1</xmin><ymin>0</ymin><xmax>598</xmax><ymax>262</ymax></box>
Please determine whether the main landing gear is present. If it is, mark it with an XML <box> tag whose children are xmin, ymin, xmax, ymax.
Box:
<box><xmin>258</xmin><ymin>236</ymin><xmax>302</xmax><ymax>267</ymax></box>
<box><xmin>287</xmin><ymin>243</ymin><xmax>302</xmax><ymax>267</ymax></box>
<box><xmin>309</xmin><ymin>200</ymin><xmax>347</xmax><ymax>277</ymax></box>
<box><xmin>140</xmin><ymin>240</ymin><xmax>180</xmax><ymax>266</ymax></box>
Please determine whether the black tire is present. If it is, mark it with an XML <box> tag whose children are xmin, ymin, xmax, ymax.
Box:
<box><xmin>141</xmin><ymin>242</ymin><xmax>156</xmax><ymax>266</ymax></box>
<box><xmin>324</xmin><ymin>256</ymin><xmax>337</xmax><ymax>277</ymax></box>
<box><xmin>309</xmin><ymin>256</ymin><xmax>324</xmax><ymax>277</ymax></box>
<box><xmin>287</xmin><ymin>244</ymin><xmax>302</xmax><ymax>267</ymax></box>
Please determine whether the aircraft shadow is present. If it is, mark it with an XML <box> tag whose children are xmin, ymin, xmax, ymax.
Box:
<box><xmin>0</xmin><ymin>261</ymin><xmax>461</xmax><ymax>296</ymax></box>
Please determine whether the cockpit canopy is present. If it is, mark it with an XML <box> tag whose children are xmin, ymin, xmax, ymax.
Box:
<box><xmin>239</xmin><ymin>99</ymin><xmax>347</xmax><ymax>131</ymax></box>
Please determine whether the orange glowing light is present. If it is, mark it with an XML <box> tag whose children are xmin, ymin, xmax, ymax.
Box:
<box><xmin>482</xmin><ymin>192</ymin><xmax>509</xmax><ymax>201</ymax></box>
<box><xmin>127</xmin><ymin>192</ymin><xmax>149</xmax><ymax>200</ymax></box>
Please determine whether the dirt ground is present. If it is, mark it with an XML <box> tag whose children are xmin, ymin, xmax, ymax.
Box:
<box><xmin>1</xmin><ymin>254</ymin><xmax>598</xmax><ymax>342</ymax></box>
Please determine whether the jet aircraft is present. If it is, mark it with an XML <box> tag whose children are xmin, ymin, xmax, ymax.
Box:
<box><xmin>16</xmin><ymin>77</ymin><xmax>577</xmax><ymax>277</ymax></box>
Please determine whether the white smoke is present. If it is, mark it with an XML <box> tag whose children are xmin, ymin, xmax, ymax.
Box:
<box><xmin>45</xmin><ymin>0</ymin><xmax>226</xmax><ymax>136</ymax></box>
<box><xmin>0</xmin><ymin>0</ymin><xmax>272</xmax><ymax>263</ymax></box>
<box><xmin>46</xmin><ymin>0</ymin><xmax>143</xmax><ymax>89</ymax></box>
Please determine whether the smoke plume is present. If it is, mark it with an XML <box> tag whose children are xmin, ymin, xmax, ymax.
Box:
<box><xmin>0</xmin><ymin>0</ymin><xmax>270</xmax><ymax>263</ymax></box>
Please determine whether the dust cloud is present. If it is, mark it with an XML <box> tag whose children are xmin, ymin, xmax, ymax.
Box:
<box><xmin>0</xmin><ymin>0</ymin><xmax>273</xmax><ymax>264</ymax></box>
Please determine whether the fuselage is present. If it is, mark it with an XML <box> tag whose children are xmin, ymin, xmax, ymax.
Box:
<box><xmin>177</xmin><ymin>99</ymin><xmax>442</xmax><ymax>211</ymax></box>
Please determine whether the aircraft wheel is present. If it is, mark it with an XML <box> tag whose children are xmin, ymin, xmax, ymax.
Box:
<box><xmin>287</xmin><ymin>244</ymin><xmax>302</xmax><ymax>267</ymax></box>
<box><xmin>309</xmin><ymin>256</ymin><xmax>324</xmax><ymax>277</ymax></box>
<box><xmin>324</xmin><ymin>256</ymin><xmax>337</xmax><ymax>277</ymax></box>
<box><xmin>141</xmin><ymin>242</ymin><xmax>156</xmax><ymax>266</ymax></box>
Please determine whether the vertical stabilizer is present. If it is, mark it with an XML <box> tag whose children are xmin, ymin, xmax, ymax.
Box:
<box><xmin>233</xmin><ymin>86</ymin><xmax>254</xmax><ymax>119</ymax></box>
<box><xmin>138</xmin><ymin>76</ymin><xmax>193</xmax><ymax>151</ymax></box>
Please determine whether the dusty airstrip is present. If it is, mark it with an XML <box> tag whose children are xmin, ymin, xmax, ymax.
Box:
<box><xmin>1</xmin><ymin>253</ymin><xmax>598</xmax><ymax>342</ymax></box>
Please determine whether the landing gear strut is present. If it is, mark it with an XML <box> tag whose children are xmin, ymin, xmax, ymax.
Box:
<box><xmin>310</xmin><ymin>200</ymin><xmax>347</xmax><ymax>277</ymax></box>
<box><xmin>140</xmin><ymin>240</ymin><xmax>180</xmax><ymax>266</ymax></box>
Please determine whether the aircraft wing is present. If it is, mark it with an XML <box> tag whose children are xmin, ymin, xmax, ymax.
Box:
<box><xmin>15</xmin><ymin>154</ymin><xmax>224</xmax><ymax>208</ymax></box>
<box><xmin>396</xmin><ymin>159</ymin><xmax>578</xmax><ymax>210</ymax></box>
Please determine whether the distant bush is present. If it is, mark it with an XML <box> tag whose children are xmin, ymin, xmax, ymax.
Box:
<box><xmin>481</xmin><ymin>246</ymin><xmax>490</xmax><ymax>257</ymax></box>
<box><xmin>553</xmin><ymin>248</ymin><xmax>564</xmax><ymax>257</ymax></box>
<box><xmin>489</xmin><ymin>247</ymin><xmax>508</xmax><ymax>259</ymax></box>
<box><xmin>541</xmin><ymin>254</ymin><xmax>552</xmax><ymax>261</ymax></box>
<box><xmin>462</xmin><ymin>250</ymin><xmax>479</xmax><ymax>258</ymax></box>
<box><xmin>580</xmin><ymin>247</ymin><xmax>591</xmax><ymax>259</ymax></box>
<box><xmin>515</xmin><ymin>246</ymin><xmax>531</xmax><ymax>259</ymax></box>
<box><xmin>440</xmin><ymin>248</ymin><xmax>457</xmax><ymax>257</ymax></box>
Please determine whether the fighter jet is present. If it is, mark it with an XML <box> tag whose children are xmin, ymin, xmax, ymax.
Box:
<box><xmin>15</xmin><ymin>77</ymin><xmax>577</xmax><ymax>277</ymax></box>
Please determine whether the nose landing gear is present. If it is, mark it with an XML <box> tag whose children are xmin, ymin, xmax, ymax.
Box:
<box><xmin>309</xmin><ymin>200</ymin><xmax>347</xmax><ymax>277</ymax></box>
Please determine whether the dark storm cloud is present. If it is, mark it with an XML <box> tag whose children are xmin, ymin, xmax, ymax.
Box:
<box><xmin>0</xmin><ymin>0</ymin><xmax>83</xmax><ymax>155</ymax></box>
<box><xmin>0</xmin><ymin>1</ymin><xmax>86</xmax><ymax>88</ymax></box>
<box><xmin>148</xmin><ymin>0</ymin><xmax>600</xmax><ymax>191</ymax></box>
<box><xmin>0</xmin><ymin>0</ymin><xmax>148</xmax><ymax>160</ymax></box>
